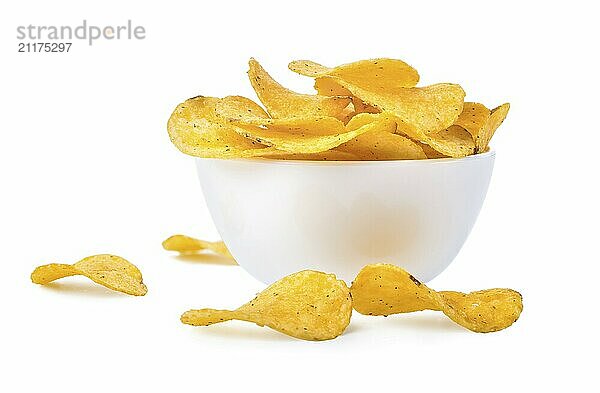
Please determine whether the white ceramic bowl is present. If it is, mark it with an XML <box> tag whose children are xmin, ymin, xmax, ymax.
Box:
<box><xmin>196</xmin><ymin>151</ymin><xmax>495</xmax><ymax>284</ymax></box>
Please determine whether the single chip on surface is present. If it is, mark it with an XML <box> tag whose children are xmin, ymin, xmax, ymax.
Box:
<box><xmin>350</xmin><ymin>264</ymin><xmax>522</xmax><ymax>333</ymax></box>
<box><xmin>31</xmin><ymin>255</ymin><xmax>147</xmax><ymax>296</ymax></box>
<box><xmin>162</xmin><ymin>234</ymin><xmax>233</xmax><ymax>259</ymax></box>
<box><xmin>181</xmin><ymin>270</ymin><xmax>352</xmax><ymax>341</ymax></box>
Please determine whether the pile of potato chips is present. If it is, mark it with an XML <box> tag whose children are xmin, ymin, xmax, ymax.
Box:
<box><xmin>168</xmin><ymin>58</ymin><xmax>509</xmax><ymax>160</ymax></box>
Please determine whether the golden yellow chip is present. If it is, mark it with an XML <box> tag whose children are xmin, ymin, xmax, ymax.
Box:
<box><xmin>337</xmin><ymin>113</ymin><xmax>427</xmax><ymax>160</ymax></box>
<box><xmin>181</xmin><ymin>270</ymin><xmax>352</xmax><ymax>341</ymax></box>
<box><xmin>167</xmin><ymin>96</ymin><xmax>281</xmax><ymax>158</ymax></box>
<box><xmin>454</xmin><ymin>102</ymin><xmax>510</xmax><ymax>153</ymax></box>
<box><xmin>289</xmin><ymin>58</ymin><xmax>420</xmax><ymax>93</ymax></box>
<box><xmin>226</xmin><ymin>116</ymin><xmax>384</xmax><ymax>154</ymax></box>
<box><xmin>214</xmin><ymin>95</ymin><xmax>270</xmax><ymax>121</ymax></box>
<box><xmin>351</xmin><ymin>264</ymin><xmax>522</xmax><ymax>333</ymax></box>
<box><xmin>162</xmin><ymin>234</ymin><xmax>233</xmax><ymax>259</ymax></box>
<box><xmin>345</xmin><ymin>83</ymin><xmax>466</xmax><ymax>134</ymax></box>
<box><xmin>247</xmin><ymin>58</ymin><xmax>350</xmax><ymax>120</ymax></box>
<box><xmin>424</xmin><ymin>125</ymin><xmax>475</xmax><ymax>158</ymax></box>
<box><xmin>478</xmin><ymin>103</ymin><xmax>510</xmax><ymax>152</ymax></box>
<box><xmin>454</xmin><ymin>102</ymin><xmax>491</xmax><ymax>140</ymax></box>
<box><xmin>417</xmin><ymin>142</ymin><xmax>449</xmax><ymax>159</ymax></box>
<box><xmin>313</xmin><ymin>77</ymin><xmax>351</xmax><ymax>96</ymax></box>
<box><xmin>31</xmin><ymin>255</ymin><xmax>147</xmax><ymax>296</ymax></box>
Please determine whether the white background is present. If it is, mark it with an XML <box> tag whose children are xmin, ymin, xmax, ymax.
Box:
<box><xmin>1</xmin><ymin>1</ymin><xmax>598</xmax><ymax>391</ymax></box>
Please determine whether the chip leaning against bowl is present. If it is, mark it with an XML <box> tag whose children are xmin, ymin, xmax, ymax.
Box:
<box><xmin>167</xmin><ymin>58</ymin><xmax>509</xmax><ymax>160</ymax></box>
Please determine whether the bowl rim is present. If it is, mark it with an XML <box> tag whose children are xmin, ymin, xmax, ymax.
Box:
<box><xmin>196</xmin><ymin>149</ymin><xmax>495</xmax><ymax>167</ymax></box>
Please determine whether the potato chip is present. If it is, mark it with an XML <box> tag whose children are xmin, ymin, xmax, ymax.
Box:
<box><xmin>454</xmin><ymin>102</ymin><xmax>509</xmax><ymax>153</ymax></box>
<box><xmin>247</xmin><ymin>58</ymin><xmax>350</xmax><ymax>120</ymax></box>
<box><xmin>289</xmin><ymin>58</ymin><xmax>420</xmax><ymax>93</ymax></box>
<box><xmin>31</xmin><ymin>255</ymin><xmax>147</xmax><ymax>296</ymax></box>
<box><xmin>454</xmin><ymin>102</ymin><xmax>491</xmax><ymax>140</ymax></box>
<box><xmin>226</xmin><ymin>116</ymin><xmax>384</xmax><ymax>154</ymax></box>
<box><xmin>162</xmin><ymin>234</ymin><xmax>233</xmax><ymax>259</ymax></box>
<box><xmin>214</xmin><ymin>95</ymin><xmax>270</xmax><ymax>121</ymax></box>
<box><xmin>351</xmin><ymin>264</ymin><xmax>522</xmax><ymax>333</ymax></box>
<box><xmin>167</xmin><ymin>96</ymin><xmax>281</xmax><ymax>158</ymax></box>
<box><xmin>313</xmin><ymin>77</ymin><xmax>351</xmax><ymax>96</ymax></box>
<box><xmin>424</xmin><ymin>125</ymin><xmax>475</xmax><ymax>158</ymax></box>
<box><xmin>417</xmin><ymin>142</ymin><xmax>449</xmax><ymax>159</ymax></box>
<box><xmin>477</xmin><ymin>103</ymin><xmax>510</xmax><ymax>152</ymax></box>
<box><xmin>337</xmin><ymin>113</ymin><xmax>427</xmax><ymax>160</ymax></box>
<box><xmin>343</xmin><ymin>83</ymin><xmax>466</xmax><ymax>134</ymax></box>
<box><xmin>389</xmin><ymin>114</ymin><xmax>474</xmax><ymax>158</ymax></box>
<box><xmin>181</xmin><ymin>270</ymin><xmax>352</xmax><ymax>341</ymax></box>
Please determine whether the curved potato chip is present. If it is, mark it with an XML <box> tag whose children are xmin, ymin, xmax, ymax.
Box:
<box><xmin>424</xmin><ymin>125</ymin><xmax>475</xmax><ymax>158</ymax></box>
<box><xmin>454</xmin><ymin>102</ymin><xmax>492</xmax><ymax>140</ymax></box>
<box><xmin>247</xmin><ymin>58</ymin><xmax>350</xmax><ymax>120</ymax></box>
<box><xmin>214</xmin><ymin>95</ymin><xmax>269</xmax><ymax>121</ymax></box>
<box><xmin>369</xmin><ymin>112</ymin><xmax>472</xmax><ymax>158</ymax></box>
<box><xmin>417</xmin><ymin>142</ymin><xmax>449</xmax><ymax>159</ymax></box>
<box><xmin>289</xmin><ymin>58</ymin><xmax>420</xmax><ymax>93</ymax></box>
<box><xmin>314</xmin><ymin>77</ymin><xmax>351</xmax><ymax>96</ymax></box>
<box><xmin>162</xmin><ymin>234</ymin><xmax>233</xmax><ymax>259</ymax></box>
<box><xmin>289</xmin><ymin>60</ymin><xmax>331</xmax><ymax>77</ymax></box>
<box><xmin>227</xmin><ymin>116</ymin><xmax>383</xmax><ymax>154</ymax></box>
<box><xmin>477</xmin><ymin>103</ymin><xmax>510</xmax><ymax>152</ymax></box>
<box><xmin>337</xmin><ymin>113</ymin><xmax>426</xmax><ymax>160</ymax></box>
<box><xmin>167</xmin><ymin>96</ymin><xmax>281</xmax><ymax>159</ymax></box>
<box><xmin>343</xmin><ymin>83</ymin><xmax>466</xmax><ymax>134</ymax></box>
<box><xmin>181</xmin><ymin>270</ymin><xmax>352</xmax><ymax>341</ymax></box>
<box><xmin>453</xmin><ymin>102</ymin><xmax>510</xmax><ymax>153</ymax></box>
<box><xmin>351</xmin><ymin>264</ymin><xmax>522</xmax><ymax>333</ymax></box>
<box><xmin>31</xmin><ymin>255</ymin><xmax>147</xmax><ymax>296</ymax></box>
